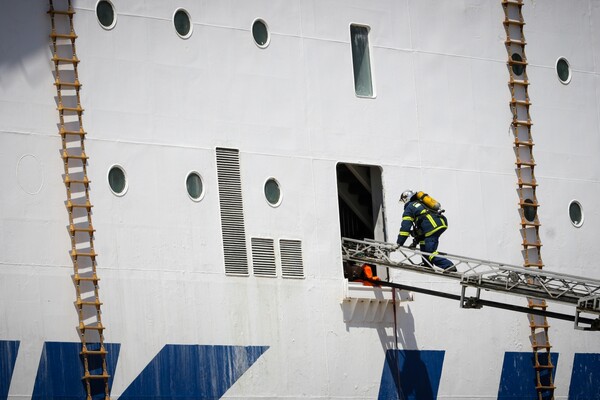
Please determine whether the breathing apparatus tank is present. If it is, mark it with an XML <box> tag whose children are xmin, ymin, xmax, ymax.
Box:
<box><xmin>416</xmin><ymin>191</ymin><xmax>443</xmax><ymax>213</ymax></box>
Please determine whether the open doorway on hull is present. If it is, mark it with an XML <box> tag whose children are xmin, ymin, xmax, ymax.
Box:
<box><xmin>336</xmin><ymin>162</ymin><xmax>387</xmax><ymax>278</ymax></box>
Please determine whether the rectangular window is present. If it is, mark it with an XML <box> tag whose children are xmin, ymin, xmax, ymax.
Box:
<box><xmin>350</xmin><ymin>24</ymin><xmax>374</xmax><ymax>97</ymax></box>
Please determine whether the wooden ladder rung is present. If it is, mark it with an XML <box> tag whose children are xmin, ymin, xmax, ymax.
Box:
<box><xmin>522</xmin><ymin>241</ymin><xmax>543</xmax><ymax>248</ymax></box>
<box><xmin>79</xmin><ymin>322</ymin><xmax>106</xmax><ymax>331</ymax></box>
<box><xmin>69</xmin><ymin>224</ymin><xmax>95</xmax><ymax>233</ymax></box>
<box><xmin>62</xmin><ymin>150</ymin><xmax>88</xmax><ymax>161</ymax></box>
<box><xmin>503</xmin><ymin>18</ymin><xmax>525</xmax><ymax>26</ymax></box>
<box><xmin>55</xmin><ymin>79</ymin><xmax>82</xmax><ymax>88</ymax></box>
<box><xmin>81</xmin><ymin>349</ymin><xmax>107</xmax><ymax>355</ymax></box>
<box><xmin>505</xmin><ymin>38</ymin><xmax>527</xmax><ymax>46</ymax></box>
<box><xmin>502</xmin><ymin>0</ymin><xmax>524</xmax><ymax>5</ymax></box>
<box><xmin>50</xmin><ymin>32</ymin><xmax>77</xmax><ymax>40</ymax></box>
<box><xmin>82</xmin><ymin>373</ymin><xmax>111</xmax><ymax>380</ymax></box>
<box><xmin>66</xmin><ymin>200</ymin><xmax>93</xmax><ymax>210</ymax></box>
<box><xmin>71</xmin><ymin>250</ymin><xmax>97</xmax><ymax>258</ymax></box>
<box><xmin>535</xmin><ymin>385</ymin><xmax>555</xmax><ymax>390</ymax></box>
<box><xmin>517</xmin><ymin>180</ymin><xmax>538</xmax><ymax>188</ymax></box>
<box><xmin>48</xmin><ymin>9</ymin><xmax>75</xmax><ymax>16</ymax></box>
<box><xmin>514</xmin><ymin>139</ymin><xmax>534</xmax><ymax>147</ymax></box>
<box><xmin>509</xmin><ymin>78</ymin><xmax>529</xmax><ymax>86</ymax></box>
<box><xmin>510</xmin><ymin>99</ymin><xmax>531</xmax><ymax>106</ymax></box>
<box><xmin>513</xmin><ymin>119</ymin><xmax>533</xmax><ymax>126</ymax></box>
<box><xmin>521</xmin><ymin>221</ymin><xmax>541</xmax><ymax>228</ymax></box>
<box><xmin>516</xmin><ymin>160</ymin><xmax>536</xmax><ymax>167</ymax></box>
<box><xmin>59</xmin><ymin>128</ymin><xmax>86</xmax><ymax>137</ymax></box>
<box><xmin>64</xmin><ymin>176</ymin><xmax>90</xmax><ymax>186</ymax></box>
<box><xmin>52</xmin><ymin>55</ymin><xmax>80</xmax><ymax>64</ymax></box>
<box><xmin>57</xmin><ymin>105</ymin><xmax>84</xmax><ymax>114</ymax></box>
<box><xmin>76</xmin><ymin>300</ymin><xmax>103</xmax><ymax>308</ymax></box>
<box><xmin>74</xmin><ymin>274</ymin><xmax>99</xmax><ymax>282</ymax></box>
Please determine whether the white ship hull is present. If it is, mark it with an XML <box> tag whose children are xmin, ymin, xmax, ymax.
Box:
<box><xmin>1</xmin><ymin>1</ymin><xmax>599</xmax><ymax>399</ymax></box>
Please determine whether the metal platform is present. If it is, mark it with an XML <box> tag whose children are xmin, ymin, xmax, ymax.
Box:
<box><xmin>341</xmin><ymin>238</ymin><xmax>600</xmax><ymax>330</ymax></box>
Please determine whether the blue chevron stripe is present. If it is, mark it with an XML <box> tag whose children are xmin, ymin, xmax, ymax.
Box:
<box><xmin>0</xmin><ymin>341</ymin><xmax>19</xmax><ymax>400</ymax></box>
<box><xmin>119</xmin><ymin>344</ymin><xmax>269</xmax><ymax>399</ymax></box>
<box><xmin>378</xmin><ymin>349</ymin><xmax>445</xmax><ymax>400</ymax></box>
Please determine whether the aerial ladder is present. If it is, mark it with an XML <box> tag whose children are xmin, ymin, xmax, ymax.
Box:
<box><xmin>342</xmin><ymin>238</ymin><xmax>600</xmax><ymax>331</ymax></box>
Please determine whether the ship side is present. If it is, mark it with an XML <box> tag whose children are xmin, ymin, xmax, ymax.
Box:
<box><xmin>1</xmin><ymin>1</ymin><xmax>600</xmax><ymax>399</ymax></box>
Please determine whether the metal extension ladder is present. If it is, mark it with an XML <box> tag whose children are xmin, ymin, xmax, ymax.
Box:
<box><xmin>342</xmin><ymin>238</ymin><xmax>600</xmax><ymax>331</ymax></box>
<box><xmin>49</xmin><ymin>1</ymin><xmax>111</xmax><ymax>399</ymax></box>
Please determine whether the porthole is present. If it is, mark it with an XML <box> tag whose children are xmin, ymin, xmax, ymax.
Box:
<box><xmin>556</xmin><ymin>57</ymin><xmax>571</xmax><ymax>84</ymax></box>
<box><xmin>264</xmin><ymin>178</ymin><xmax>281</xmax><ymax>207</ymax></box>
<box><xmin>523</xmin><ymin>198</ymin><xmax>536</xmax><ymax>222</ymax></box>
<box><xmin>173</xmin><ymin>8</ymin><xmax>192</xmax><ymax>39</ymax></box>
<box><xmin>108</xmin><ymin>165</ymin><xmax>127</xmax><ymax>196</ymax></box>
<box><xmin>96</xmin><ymin>0</ymin><xmax>116</xmax><ymax>30</ymax></box>
<box><xmin>569</xmin><ymin>200</ymin><xmax>583</xmax><ymax>227</ymax></box>
<box><xmin>186</xmin><ymin>171</ymin><xmax>204</xmax><ymax>201</ymax></box>
<box><xmin>511</xmin><ymin>53</ymin><xmax>524</xmax><ymax>76</ymax></box>
<box><xmin>252</xmin><ymin>19</ymin><xmax>270</xmax><ymax>48</ymax></box>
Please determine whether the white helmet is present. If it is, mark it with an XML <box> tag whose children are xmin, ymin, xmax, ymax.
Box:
<box><xmin>399</xmin><ymin>190</ymin><xmax>415</xmax><ymax>204</ymax></box>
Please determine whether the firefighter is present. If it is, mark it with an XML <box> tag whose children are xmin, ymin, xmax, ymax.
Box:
<box><xmin>396</xmin><ymin>190</ymin><xmax>456</xmax><ymax>272</ymax></box>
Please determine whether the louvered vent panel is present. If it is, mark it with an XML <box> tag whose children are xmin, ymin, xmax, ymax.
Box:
<box><xmin>280</xmin><ymin>239</ymin><xmax>304</xmax><ymax>279</ymax></box>
<box><xmin>216</xmin><ymin>148</ymin><xmax>248</xmax><ymax>275</ymax></box>
<box><xmin>251</xmin><ymin>238</ymin><xmax>276</xmax><ymax>277</ymax></box>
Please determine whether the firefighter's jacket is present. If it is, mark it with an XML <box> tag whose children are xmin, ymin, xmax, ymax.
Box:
<box><xmin>396</xmin><ymin>201</ymin><xmax>448</xmax><ymax>246</ymax></box>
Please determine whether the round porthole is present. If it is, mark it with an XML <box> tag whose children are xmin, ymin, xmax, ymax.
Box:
<box><xmin>186</xmin><ymin>171</ymin><xmax>204</xmax><ymax>201</ymax></box>
<box><xmin>511</xmin><ymin>53</ymin><xmax>524</xmax><ymax>76</ymax></box>
<box><xmin>569</xmin><ymin>200</ymin><xmax>583</xmax><ymax>227</ymax></box>
<box><xmin>96</xmin><ymin>0</ymin><xmax>116</xmax><ymax>30</ymax></box>
<box><xmin>108</xmin><ymin>165</ymin><xmax>127</xmax><ymax>196</ymax></box>
<box><xmin>173</xmin><ymin>8</ymin><xmax>192</xmax><ymax>39</ymax></box>
<box><xmin>252</xmin><ymin>19</ymin><xmax>270</xmax><ymax>48</ymax></box>
<box><xmin>523</xmin><ymin>198</ymin><xmax>536</xmax><ymax>222</ymax></box>
<box><xmin>264</xmin><ymin>178</ymin><xmax>281</xmax><ymax>206</ymax></box>
<box><xmin>556</xmin><ymin>57</ymin><xmax>571</xmax><ymax>84</ymax></box>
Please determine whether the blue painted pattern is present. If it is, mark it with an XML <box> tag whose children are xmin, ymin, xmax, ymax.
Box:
<box><xmin>568</xmin><ymin>353</ymin><xmax>600</xmax><ymax>400</ymax></box>
<box><xmin>498</xmin><ymin>352</ymin><xmax>559</xmax><ymax>400</ymax></box>
<box><xmin>378</xmin><ymin>349</ymin><xmax>445</xmax><ymax>400</ymax></box>
<box><xmin>31</xmin><ymin>342</ymin><xmax>120</xmax><ymax>400</ymax></box>
<box><xmin>0</xmin><ymin>341</ymin><xmax>19</xmax><ymax>400</ymax></box>
<box><xmin>119</xmin><ymin>344</ymin><xmax>269</xmax><ymax>400</ymax></box>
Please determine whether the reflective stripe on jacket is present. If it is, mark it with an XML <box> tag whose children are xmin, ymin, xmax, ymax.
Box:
<box><xmin>398</xmin><ymin>201</ymin><xmax>447</xmax><ymax>244</ymax></box>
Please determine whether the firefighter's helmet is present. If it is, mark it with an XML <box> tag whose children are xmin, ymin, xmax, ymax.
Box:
<box><xmin>400</xmin><ymin>190</ymin><xmax>415</xmax><ymax>204</ymax></box>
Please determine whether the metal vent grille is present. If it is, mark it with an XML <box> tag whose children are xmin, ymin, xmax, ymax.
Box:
<box><xmin>280</xmin><ymin>239</ymin><xmax>304</xmax><ymax>279</ymax></box>
<box><xmin>251</xmin><ymin>238</ymin><xmax>276</xmax><ymax>277</ymax></box>
<box><xmin>216</xmin><ymin>148</ymin><xmax>248</xmax><ymax>275</ymax></box>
